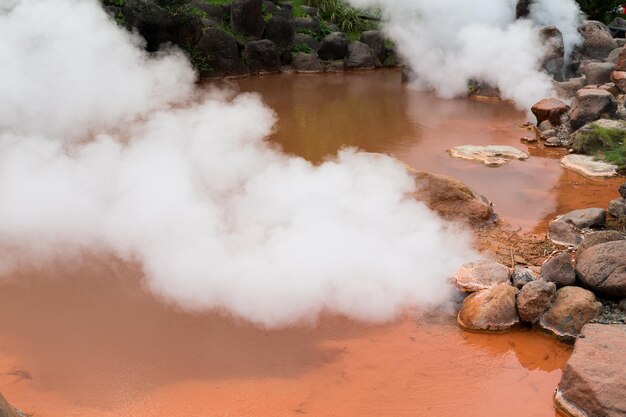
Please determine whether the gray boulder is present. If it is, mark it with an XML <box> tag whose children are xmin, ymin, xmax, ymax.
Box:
<box><xmin>568</xmin><ymin>89</ymin><xmax>618</xmax><ymax>130</ymax></box>
<box><xmin>263</xmin><ymin>16</ymin><xmax>295</xmax><ymax>51</ymax></box>
<box><xmin>517</xmin><ymin>280</ymin><xmax>557</xmax><ymax>323</ymax></box>
<box><xmin>276</xmin><ymin>2</ymin><xmax>293</xmax><ymax>19</ymax></box>
<box><xmin>230</xmin><ymin>0</ymin><xmax>265</xmax><ymax>38</ymax></box>
<box><xmin>294</xmin><ymin>33</ymin><xmax>319</xmax><ymax>51</ymax></box>
<box><xmin>360</xmin><ymin>30</ymin><xmax>385</xmax><ymax>65</ymax></box>
<box><xmin>539</xmin><ymin>26</ymin><xmax>565</xmax><ymax>80</ymax></box>
<box><xmin>548</xmin><ymin>208</ymin><xmax>607</xmax><ymax>247</ymax></box>
<box><xmin>609</xmin><ymin>198</ymin><xmax>626</xmax><ymax>218</ymax></box>
<box><xmin>621</xmin><ymin>182</ymin><xmax>626</xmax><ymax>199</ymax></box>
<box><xmin>577</xmin><ymin>230</ymin><xmax>626</xmax><ymax>254</ymax></box>
<box><xmin>608</xmin><ymin>47</ymin><xmax>622</xmax><ymax>64</ymax></box>
<box><xmin>291</xmin><ymin>17</ymin><xmax>320</xmax><ymax>35</ymax></box>
<box><xmin>582</xmin><ymin>62</ymin><xmax>616</xmax><ymax>85</ymax></box>
<box><xmin>553</xmin><ymin>76</ymin><xmax>586</xmax><ymax>98</ymax></box>
<box><xmin>244</xmin><ymin>40</ymin><xmax>281</xmax><ymax>74</ymax></box>
<box><xmin>318</xmin><ymin>32</ymin><xmax>349</xmax><ymax>60</ymax></box>
<box><xmin>576</xmin><ymin>240</ymin><xmax>626</xmax><ymax>297</ymax></box>
<box><xmin>540</xmin><ymin>286</ymin><xmax>602</xmax><ymax>341</ymax></box>
<box><xmin>541</xmin><ymin>252</ymin><xmax>576</xmax><ymax>288</ymax></box>
<box><xmin>555</xmin><ymin>324</ymin><xmax>626</xmax><ymax>417</ymax></box>
<box><xmin>299</xmin><ymin>5</ymin><xmax>317</xmax><ymax>17</ymax></box>
<box><xmin>292</xmin><ymin>52</ymin><xmax>323</xmax><ymax>72</ymax></box>
<box><xmin>197</xmin><ymin>28</ymin><xmax>249</xmax><ymax>78</ymax></box>
<box><xmin>511</xmin><ymin>266</ymin><xmax>537</xmax><ymax>289</ymax></box>
<box><xmin>576</xmin><ymin>20</ymin><xmax>618</xmax><ymax>60</ymax></box>
<box><xmin>345</xmin><ymin>41</ymin><xmax>375</xmax><ymax>70</ymax></box>
<box><xmin>123</xmin><ymin>0</ymin><xmax>203</xmax><ymax>52</ymax></box>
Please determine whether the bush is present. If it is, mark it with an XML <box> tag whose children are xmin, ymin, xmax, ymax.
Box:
<box><xmin>305</xmin><ymin>0</ymin><xmax>378</xmax><ymax>33</ymax></box>
<box><xmin>576</xmin><ymin>0</ymin><xmax>623</xmax><ymax>23</ymax></box>
<box><xmin>574</xmin><ymin>124</ymin><xmax>626</xmax><ymax>168</ymax></box>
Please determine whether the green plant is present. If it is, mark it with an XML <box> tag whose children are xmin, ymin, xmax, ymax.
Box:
<box><xmin>292</xmin><ymin>43</ymin><xmax>314</xmax><ymax>53</ymax></box>
<box><xmin>574</xmin><ymin>124</ymin><xmax>626</xmax><ymax>168</ymax></box>
<box><xmin>183</xmin><ymin>46</ymin><xmax>213</xmax><ymax>73</ymax></box>
<box><xmin>576</xmin><ymin>0</ymin><xmax>622</xmax><ymax>23</ymax></box>
<box><xmin>293</xmin><ymin>0</ymin><xmax>305</xmax><ymax>17</ymax></box>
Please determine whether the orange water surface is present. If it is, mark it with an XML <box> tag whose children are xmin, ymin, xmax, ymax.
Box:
<box><xmin>2</xmin><ymin>70</ymin><xmax>618</xmax><ymax>417</ymax></box>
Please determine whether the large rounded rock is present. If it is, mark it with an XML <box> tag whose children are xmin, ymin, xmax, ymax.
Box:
<box><xmin>294</xmin><ymin>33</ymin><xmax>319</xmax><ymax>51</ymax></box>
<box><xmin>577</xmin><ymin>20</ymin><xmax>618</xmax><ymax>60</ymax></box>
<box><xmin>291</xmin><ymin>17</ymin><xmax>320</xmax><ymax>35</ymax></box>
<box><xmin>517</xmin><ymin>280</ymin><xmax>557</xmax><ymax>324</ymax></box>
<box><xmin>451</xmin><ymin>260</ymin><xmax>511</xmax><ymax>292</ymax></box>
<box><xmin>360</xmin><ymin>30</ymin><xmax>385</xmax><ymax>64</ymax></box>
<box><xmin>577</xmin><ymin>230</ymin><xmax>626</xmax><ymax>254</ymax></box>
<box><xmin>457</xmin><ymin>284</ymin><xmax>519</xmax><ymax>332</ymax></box>
<box><xmin>244</xmin><ymin>40</ymin><xmax>281</xmax><ymax>74</ymax></box>
<box><xmin>123</xmin><ymin>0</ymin><xmax>203</xmax><ymax>51</ymax></box>
<box><xmin>568</xmin><ymin>89</ymin><xmax>618</xmax><ymax>130</ymax></box>
<box><xmin>263</xmin><ymin>16</ymin><xmax>295</xmax><ymax>51</ymax></box>
<box><xmin>576</xmin><ymin>240</ymin><xmax>626</xmax><ymax>297</ymax></box>
<box><xmin>539</xmin><ymin>286</ymin><xmax>602</xmax><ymax>341</ymax></box>
<box><xmin>292</xmin><ymin>52</ymin><xmax>322</xmax><ymax>73</ymax></box>
<box><xmin>539</xmin><ymin>26</ymin><xmax>565</xmax><ymax>81</ymax></box>
<box><xmin>230</xmin><ymin>0</ymin><xmax>265</xmax><ymax>38</ymax></box>
<box><xmin>555</xmin><ymin>324</ymin><xmax>626</xmax><ymax>417</ymax></box>
<box><xmin>197</xmin><ymin>28</ymin><xmax>249</xmax><ymax>78</ymax></box>
<box><xmin>608</xmin><ymin>198</ymin><xmax>626</xmax><ymax>218</ymax></box>
<box><xmin>531</xmin><ymin>98</ymin><xmax>570</xmax><ymax>126</ymax></box>
<box><xmin>411</xmin><ymin>171</ymin><xmax>494</xmax><ymax>225</ymax></box>
<box><xmin>548</xmin><ymin>208</ymin><xmax>607</xmax><ymax>247</ymax></box>
<box><xmin>318</xmin><ymin>32</ymin><xmax>349</xmax><ymax>61</ymax></box>
<box><xmin>541</xmin><ymin>252</ymin><xmax>576</xmax><ymax>288</ymax></box>
<box><xmin>582</xmin><ymin>62</ymin><xmax>616</xmax><ymax>85</ymax></box>
<box><xmin>344</xmin><ymin>41</ymin><xmax>375</xmax><ymax>70</ymax></box>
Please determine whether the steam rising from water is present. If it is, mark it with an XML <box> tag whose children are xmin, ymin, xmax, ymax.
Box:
<box><xmin>349</xmin><ymin>0</ymin><xmax>583</xmax><ymax>109</ymax></box>
<box><xmin>0</xmin><ymin>0</ymin><xmax>476</xmax><ymax>327</ymax></box>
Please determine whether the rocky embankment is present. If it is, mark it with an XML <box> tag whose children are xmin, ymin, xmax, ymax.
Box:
<box><xmin>102</xmin><ymin>0</ymin><xmax>398</xmax><ymax>77</ymax></box>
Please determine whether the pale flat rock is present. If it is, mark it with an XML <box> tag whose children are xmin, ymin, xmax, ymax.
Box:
<box><xmin>560</xmin><ymin>154</ymin><xmax>617</xmax><ymax>178</ymax></box>
<box><xmin>447</xmin><ymin>145</ymin><xmax>529</xmax><ymax>167</ymax></box>
<box><xmin>451</xmin><ymin>259</ymin><xmax>511</xmax><ymax>292</ymax></box>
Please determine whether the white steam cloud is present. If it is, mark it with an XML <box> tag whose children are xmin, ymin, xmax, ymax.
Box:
<box><xmin>349</xmin><ymin>0</ymin><xmax>583</xmax><ymax>109</ymax></box>
<box><xmin>0</xmin><ymin>0</ymin><xmax>476</xmax><ymax>327</ymax></box>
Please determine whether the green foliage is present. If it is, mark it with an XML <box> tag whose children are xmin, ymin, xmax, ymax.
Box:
<box><xmin>576</xmin><ymin>0</ymin><xmax>623</xmax><ymax>23</ymax></box>
<box><xmin>306</xmin><ymin>0</ymin><xmax>378</xmax><ymax>33</ymax></box>
<box><xmin>183</xmin><ymin>46</ymin><xmax>213</xmax><ymax>73</ymax></box>
<box><xmin>293</xmin><ymin>0</ymin><xmax>305</xmax><ymax>17</ymax></box>
<box><xmin>103</xmin><ymin>0</ymin><xmax>125</xmax><ymax>6</ymax></box>
<box><xmin>262</xmin><ymin>3</ymin><xmax>273</xmax><ymax>22</ymax></box>
<box><xmin>220</xmin><ymin>23</ymin><xmax>249</xmax><ymax>43</ymax></box>
<box><xmin>292</xmin><ymin>42</ymin><xmax>314</xmax><ymax>53</ymax></box>
<box><xmin>576</xmin><ymin>124</ymin><xmax>626</xmax><ymax>168</ymax></box>
<box><xmin>203</xmin><ymin>0</ymin><xmax>231</xmax><ymax>4</ymax></box>
<box><xmin>184</xmin><ymin>4</ymin><xmax>208</xmax><ymax>18</ymax></box>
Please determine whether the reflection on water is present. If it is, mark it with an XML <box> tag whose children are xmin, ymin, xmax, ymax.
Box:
<box><xmin>233</xmin><ymin>70</ymin><xmax>623</xmax><ymax>231</ymax></box>
<box><xmin>0</xmin><ymin>71</ymin><xmax>592</xmax><ymax>417</ymax></box>
<box><xmin>0</xmin><ymin>260</ymin><xmax>570</xmax><ymax>417</ymax></box>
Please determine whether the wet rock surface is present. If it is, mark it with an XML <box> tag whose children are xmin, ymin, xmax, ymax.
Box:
<box><xmin>576</xmin><ymin>240</ymin><xmax>626</xmax><ymax>297</ymax></box>
<box><xmin>555</xmin><ymin>324</ymin><xmax>626</xmax><ymax>417</ymax></box>
<box><xmin>540</xmin><ymin>286</ymin><xmax>602</xmax><ymax>341</ymax></box>
<box><xmin>608</xmin><ymin>198</ymin><xmax>626</xmax><ymax>218</ymax></box>
<box><xmin>318</xmin><ymin>32</ymin><xmax>348</xmax><ymax>61</ymax></box>
<box><xmin>244</xmin><ymin>40</ymin><xmax>281</xmax><ymax>74</ymax></box>
<box><xmin>411</xmin><ymin>171</ymin><xmax>494</xmax><ymax>225</ymax></box>
<box><xmin>517</xmin><ymin>280</ymin><xmax>556</xmax><ymax>324</ymax></box>
<box><xmin>230</xmin><ymin>0</ymin><xmax>264</xmax><ymax>38</ymax></box>
<box><xmin>197</xmin><ymin>28</ymin><xmax>249</xmax><ymax>78</ymax></box>
<box><xmin>451</xmin><ymin>260</ymin><xmax>511</xmax><ymax>292</ymax></box>
<box><xmin>541</xmin><ymin>252</ymin><xmax>575</xmax><ymax>288</ymax></box>
<box><xmin>560</xmin><ymin>154</ymin><xmax>618</xmax><ymax>178</ymax></box>
<box><xmin>360</xmin><ymin>30</ymin><xmax>385</xmax><ymax>65</ymax></box>
<box><xmin>447</xmin><ymin>145</ymin><xmax>529</xmax><ymax>167</ymax></box>
<box><xmin>457</xmin><ymin>284</ymin><xmax>519</xmax><ymax>332</ymax></box>
<box><xmin>292</xmin><ymin>53</ymin><xmax>323</xmax><ymax>73</ymax></box>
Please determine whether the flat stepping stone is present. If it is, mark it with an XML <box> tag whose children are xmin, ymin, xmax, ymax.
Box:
<box><xmin>451</xmin><ymin>259</ymin><xmax>511</xmax><ymax>292</ymax></box>
<box><xmin>560</xmin><ymin>154</ymin><xmax>617</xmax><ymax>177</ymax></box>
<box><xmin>447</xmin><ymin>145</ymin><xmax>529</xmax><ymax>167</ymax></box>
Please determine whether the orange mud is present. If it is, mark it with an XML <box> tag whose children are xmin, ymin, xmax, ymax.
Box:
<box><xmin>0</xmin><ymin>260</ymin><xmax>570</xmax><ymax>417</ymax></box>
<box><xmin>5</xmin><ymin>70</ymin><xmax>620</xmax><ymax>416</ymax></box>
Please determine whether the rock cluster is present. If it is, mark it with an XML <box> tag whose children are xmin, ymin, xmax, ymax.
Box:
<box><xmin>104</xmin><ymin>0</ymin><xmax>397</xmax><ymax>78</ymax></box>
